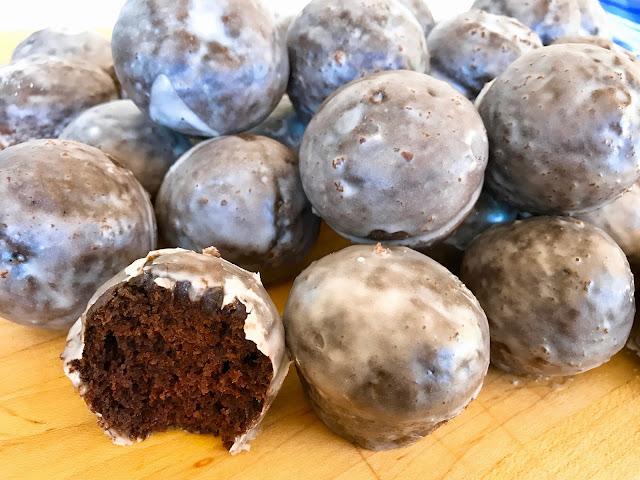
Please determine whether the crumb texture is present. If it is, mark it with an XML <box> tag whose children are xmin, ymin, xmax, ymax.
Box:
<box><xmin>70</xmin><ymin>275</ymin><xmax>272</xmax><ymax>449</ymax></box>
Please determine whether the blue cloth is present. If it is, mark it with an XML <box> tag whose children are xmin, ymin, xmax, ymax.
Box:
<box><xmin>600</xmin><ymin>0</ymin><xmax>640</xmax><ymax>54</ymax></box>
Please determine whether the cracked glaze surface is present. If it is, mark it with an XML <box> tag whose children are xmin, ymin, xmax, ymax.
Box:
<box><xmin>0</xmin><ymin>139</ymin><xmax>156</xmax><ymax>330</ymax></box>
<box><xmin>61</xmin><ymin>247</ymin><xmax>289</xmax><ymax>454</ymax></box>
<box><xmin>286</xmin><ymin>0</ymin><xmax>429</xmax><ymax>122</ymax></box>
<box><xmin>112</xmin><ymin>0</ymin><xmax>288</xmax><ymax>136</ymax></box>
<box><xmin>461</xmin><ymin>217</ymin><xmax>635</xmax><ymax>378</ymax></box>
<box><xmin>283</xmin><ymin>244</ymin><xmax>490</xmax><ymax>450</ymax></box>
<box><xmin>60</xmin><ymin>100</ymin><xmax>191</xmax><ymax>197</ymax></box>
<box><xmin>0</xmin><ymin>55</ymin><xmax>118</xmax><ymax>150</ymax></box>
<box><xmin>427</xmin><ymin>10</ymin><xmax>542</xmax><ymax>99</ymax></box>
<box><xmin>156</xmin><ymin>135</ymin><xmax>319</xmax><ymax>285</ymax></box>
<box><xmin>300</xmin><ymin>70</ymin><xmax>488</xmax><ymax>248</ymax></box>
<box><xmin>472</xmin><ymin>0</ymin><xmax>582</xmax><ymax>45</ymax></box>
<box><xmin>478</xmin><ymin>44</ymin><xmax>640</xmax><ymax>215</ymax></box>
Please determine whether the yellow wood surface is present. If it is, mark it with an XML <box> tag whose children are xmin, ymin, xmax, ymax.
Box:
<box><xmin>1</xmin><ymin>31</ymin><xmax>640</xmax><ymax>480</ymax></box>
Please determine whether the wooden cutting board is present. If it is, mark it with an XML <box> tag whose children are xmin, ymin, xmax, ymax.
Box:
<box><xmin>1</xmin><ymin>32</ymin><xmax>640</xmax><ymax>480</ymax></box>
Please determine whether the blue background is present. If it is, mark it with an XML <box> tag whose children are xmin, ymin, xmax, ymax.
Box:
<box><xmin>601</xmin><ymin>0</ymin><xmax>640</xmax><ymax>54</ymax></box>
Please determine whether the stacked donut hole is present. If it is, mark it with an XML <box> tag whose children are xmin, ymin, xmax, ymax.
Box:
<box><xmin>1</xmin><ymin>0</ymin><xmax>639</xmax><ymax>455</ymax></box>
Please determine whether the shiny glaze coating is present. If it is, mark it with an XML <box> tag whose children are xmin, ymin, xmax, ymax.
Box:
<box><xmin>286</xmin><ymin>0</ymin><xmax>429</xmax><ymax>122</ymax></box>
<box><xmin>0</xmin><ymin>139</ymin><xmax>156</xmax><ymax>330</ymax></box>
<box><xmin>246</xmin><ymin>95</ymin><xmax>306</xmax><ymax>154</ymax></box>
<box><xmin>397</xmin><ymin>0</ymin><xmax>436</xmax><ymax>37</ymax></box>
<box><xmin>552</xmin><ymin>36</ymin><xmax>640</xmax><ymax>65</ymax></box>
<box><xmin>300</xmin><ymin>70</ymin><xmax>488</xmax><ymax>248</ymax></box>
<box><xmin>427</xmin><ymin>10</ymin><xmax>542</xmax><ymax>99</ymax></box>
<box><xmin>461</xmin><ymin>217</ymin><xmax>635</xmax><ymax>378</ymax></box>
<box><xmin>62</xmin><ymin>247</ymin><xmax>289</xmax><ymax>454</ymax></box>
<box><xmin>474</xmin><ymin>78</ymin><xmax>494</xmax><ymax>108</ymax></box>
<box><xmin>418</xmin><ymin>188</ymin><xmax>518</xmax><ymax>273</ymax></box>
<box><xmin>156</xmin><ymin>135</ymin><xmax>320</xmax><ymax>285</ymax></box>
<box><xmin>443</xmin><ymin>188</ymin><xmax>519</xmax><ymax>251</ymax></box>
<box><xmin>60</xmin><ymin>100</ymin><xmax>191</xmax><ymax>197</ymax></box>
<box><xmin>478</xmin><ymin>44</ymin><xmax>640</xmax><ymax>214</ymax></box>
<box><xmin>12</xmin><ymin>28</ymin><xmax>117</xmax><ymax>85</ymax></box>
<box><xmin>0</xmin><ymin>55</ymin><xmax>118</xmax><ymax>150</ymax></box>
<box><xmin>283</xmin><ymin>244</ymin><xmax>490</xmax><ymax>450</ymax></box>
<box><xmin>574</xmin><ymin>182</ymin><xmax>640</xmax><ymax>272</ymax></box>
<box><xmin>576</xmin><ymin>0</ymin><xmax>611</xmax><ymax>37</ymax></box>
<box><xmin>472</xmin><ymin>0</ymin><xmax>581</xmax><ymax>45</ymax></box>
<box><xmin>112</xmin><ymin>0</ymin><xmax>289</xmax><ymax>137</ymax></box>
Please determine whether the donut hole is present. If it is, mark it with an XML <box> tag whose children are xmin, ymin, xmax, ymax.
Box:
<box><xmin>68</xmin><ymin>274</ymin><xmax>272</xmax><ymax>450</ymax></box>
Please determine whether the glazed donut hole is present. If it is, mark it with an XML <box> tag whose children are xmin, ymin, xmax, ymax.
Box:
<box><xmin>427</xmin><ymin>9</ymin><xmax>542</xmax><ymax>99</ymax></box>
<box><xmin>461</xmin><ymin>217</ymin><xmax>635</xmax><ymax>379</ymax></box>
<box><xmin>283</xmin><ymin>244</ymin><xmax>490</xmax><ymax>449</ymax></box>
<box><xmin>286</xmin><ymin>0</ymin><xmax>430</xmax><ymax>122</ymax></box>
<box><xmin>299</xmin><ymin>69</ymin><xmax>488</xmax><ymax>249</ymax></box>
<box><xmin>2</xmin><ymin>0</ymin><xmax>640</xmax><ymax>458</ymax></box>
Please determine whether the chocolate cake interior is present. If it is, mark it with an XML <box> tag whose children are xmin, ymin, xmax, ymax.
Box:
<box><xmin>69</xmin><ymin>274</ymin><xmax>272</xmax><ymax>449</ymax></box>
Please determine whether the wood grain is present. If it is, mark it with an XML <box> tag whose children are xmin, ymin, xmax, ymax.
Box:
<box><xmin>1</xmin><ymin>31</ymin><xmax>640</xmax><ymax>480</ymax></box>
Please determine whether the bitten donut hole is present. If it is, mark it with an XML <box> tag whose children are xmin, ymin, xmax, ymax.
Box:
<box><xmin>68</xmin><ymin>274</ymin><xmax>272</xmax><ymax>449</ymax></box>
